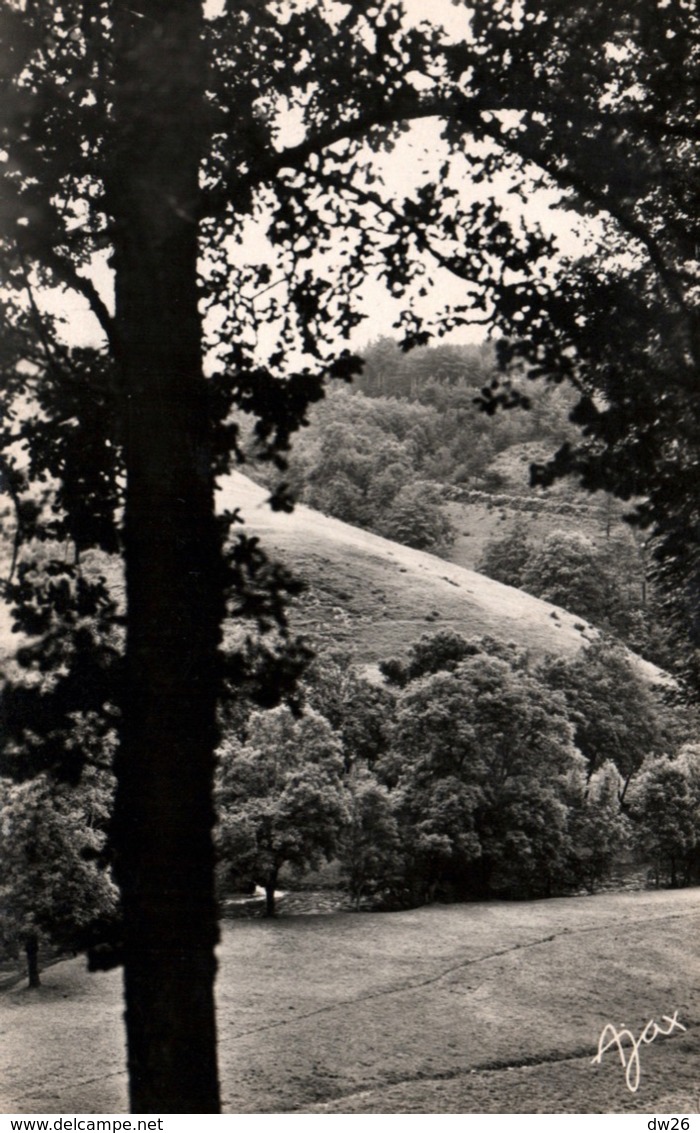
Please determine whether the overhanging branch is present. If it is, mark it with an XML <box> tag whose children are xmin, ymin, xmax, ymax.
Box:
<box><xmin>202</xmin><ymin>82</ymin><xmax>694</xmax><ymax>337</ymax></box>
<box><xmin>41</xmin><ymin>248</ymin><xmax>118</xmax><ymax>357</ymax></box>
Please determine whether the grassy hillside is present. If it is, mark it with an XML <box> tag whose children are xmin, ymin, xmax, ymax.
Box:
<box><xmin>217</xmin><ymin>472</ymin><xmax>663</xmax><ymax>683</ymax></box>
<box><xmin>442</xmin><ymin>440</ymin><xmax>640</xmax><ymax>573</ymax></box>
<box><xmin>0</xmin><ymin>461</ymin><xmax>653</xmax><ymax>670</ymax></box>
<box><xmin>0</xmin><ymin>469</ymin><xmax>665</xmax><ymax>732</ymax></box>
<box><xmin>2</xmin><ymin>889</ymin><xmax>698</xmax><ymax>1113</ymax></box>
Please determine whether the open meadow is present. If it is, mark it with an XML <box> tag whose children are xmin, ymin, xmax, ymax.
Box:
<box><xmin>1</xmin><ymin>888</ymin><xmax>699</xmax><ymax>1114</ymax></box>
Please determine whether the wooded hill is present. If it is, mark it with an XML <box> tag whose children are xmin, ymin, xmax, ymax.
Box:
<box><xmin>235</xmin><ymin>338</ymin><xmax>669</xmax><ymax>672</ymax></box>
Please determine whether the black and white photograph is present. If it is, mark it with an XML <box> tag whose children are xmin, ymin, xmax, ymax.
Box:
<box><xmin>0</xmin><ymin>0</ymin><xmax>698</xmax><ymax>1117</ymax></box>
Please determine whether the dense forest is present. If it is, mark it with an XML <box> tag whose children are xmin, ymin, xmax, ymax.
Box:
<box><xmin>267</xmin><ymin>339</ymin><xmax>582</xmax><ymax>541</ymax></box>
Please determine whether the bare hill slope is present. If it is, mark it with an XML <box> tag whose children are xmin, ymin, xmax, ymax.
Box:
<box><xmin>218</xmin><ymin>473</ymin><xmax>663</xmax><ymax>681</ymax></box>
<box><xmin>0</xmin><ymin>471</ymin><xmax>664</xmax><ymax>684</ymax></box>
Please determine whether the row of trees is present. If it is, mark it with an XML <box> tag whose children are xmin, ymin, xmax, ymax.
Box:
<box><xmin>213</xmin><ymin>633</ymin><xmax>700</xmax><ymax>912</ymax></box>
<box><xmin>478</xmin><ymin>526</ymin><xmax>676</xmax><ymax>670</ymax></box>
<box><xmin>3</xmin><ymin>628</ymin><xmax>697</xmax><ymax>985</ymax></box>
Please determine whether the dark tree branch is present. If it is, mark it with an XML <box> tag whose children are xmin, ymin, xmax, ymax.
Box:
<box><xmin>320</xmin><ymin>174</ymin><xmax>539</xmax><ymax>326</ymax></box>
<box><xmin>202</xmin><ymin>82</ymin><xmax>692</xmax><ymax>325</ymax></box>
<box><xmin>40</xmin><ymin>247</ymin><xmax>118</xmax><ymax>356</ymax></box>
<box><xmin>16</xmin><ymin>244</ymin><xmax>65</xmax><ymax>382</ymax></box>
<box><xmin>202</xmin><ymin>67</ymin><xmax>699</xmax><ymax>220</ymax></box>
<box><xmin>471</xmin><ymin>116</ymin><xmax>696</xmax><ymax>343</ymax></box>
<box><xmin>0</xmin><ymin>454</ymin><xmax>24</xmax><ymax>586</ymax></box>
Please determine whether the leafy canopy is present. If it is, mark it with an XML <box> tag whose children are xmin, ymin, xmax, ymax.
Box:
<box><xmin>627</xmin><ymin>746</ymin><xmax>700</xmax><ymax>888</ymax></box>
<box><xmin>380</xmin><ymin>636</ymin><xmax>585</xmax><ymax>898</ymax></box>
<box><xmin>2</xmin><ymin>0</ymin><xmax>696</xmax><ymax>439</ymax></box>
<box><xmin>215</xmin><ymin>706</ymin><xmax>348</xmax><ymax>913</ymax></box>
<box><xmin>539</xmin><ymin>641</ymin><xmax>665</xmax><ymax>797</ymax></box>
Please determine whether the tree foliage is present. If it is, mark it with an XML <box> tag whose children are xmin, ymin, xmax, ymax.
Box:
<box><xmin>380</xmin><ymin>629</ymin><xmax>519</xmax><ymax>688</ymax></box>
<box><xmin>215</xmin><ymin>707</ymin><xmax>348</xmax><ymax>916</ymax></box>
<box><xmin>539</xmin><ymin>641</ymin><xmax>665</xmax><ymax>798</ymax></box>
<box><xmin>0</xmin><ymin>770</ymin><xmax>119</xmax><ymax>986</ymax></box>
<box><xmin>302</xmin><ymin>651</ymin><xmax>394</xmax><ymax>771</ymax></box>
<box><xmin>479</xmin><ymin>526</ymin><xmax>642</xmax><ymax>635</ymax></box>
<box><xmin>377</xmin><ymin>632</ymin><xmax>685</xmax><ymax>900</ymax></box>
<box><xmin>262</xmin><ymin>369</ymin><xmax>577</xmax><ymax>546</ymax></box>
<box><xmin>339</xmin><ymin>771</ymin><xmax>403</xmax><ymax>910</ymax></box>
<box><xmin>375</xmin><ymin>481</ymin><xmax>455</xmax><ymax>552</ymax></box>
<box><xmin>478</xmin><ymin>525</ymin><xmax>681</xmax><ymax>667</ymax></box>
<box><xmin>270</xmin><ymin>386</ymin><xmax>456</xmax><ymax>551</ymax></box>
<box><xmin>477</xmin><ymin>524</ymin><xmax>534</xmax><ymax>593</ymax></box>
<box><xmin>381</xmin><ymin>638</ymin><xmax>584</xmax><ymax>900</ymax></box>
<box><xmin>627</xmin><ymin>747</ymin><xmax>700</xmax><ymax>888</ymax></box>
<box><xmin>564</xmin><ymin>761</ymin><xmax>630</xmax><ymax>893</ymax></box>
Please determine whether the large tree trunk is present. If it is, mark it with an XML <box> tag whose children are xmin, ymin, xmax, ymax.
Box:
<box><xmin>109</xmin><ymin>2</ymin><xmax>221</xmax><ymax>1113</ymax></box>
<box><xmin>25</xmin><ymin>933</ymin><xmax>40</xmax><ymax>989</ymax></box>
<box><xmin>264</xmin><ymin>871</ymin><xmax>278</xmax><ymax>918</ymax></box>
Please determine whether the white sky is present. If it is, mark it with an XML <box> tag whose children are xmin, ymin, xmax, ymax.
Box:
<box><xmin>41</xmin><ymin>0</ymin><xmax>598</xmax><ymax>357</ymax></box>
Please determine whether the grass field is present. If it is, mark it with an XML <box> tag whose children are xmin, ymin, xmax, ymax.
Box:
<box><xmin>2</xmin><ymin>888</ymin><xmax>699</xmax><ymax>1114</ymax></box>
